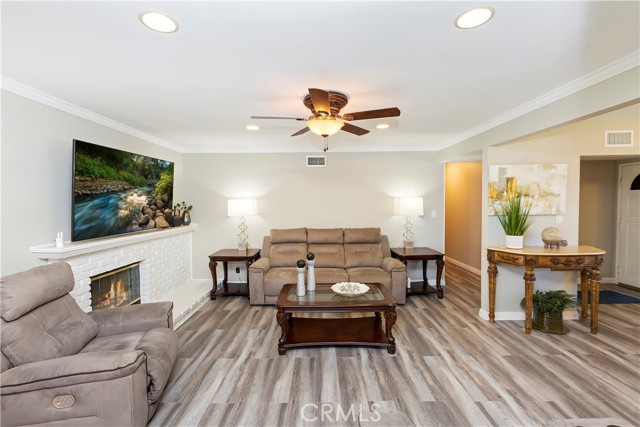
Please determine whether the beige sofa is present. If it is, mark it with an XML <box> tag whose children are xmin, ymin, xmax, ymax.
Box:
<box><xmin>249</xmin><ymin>227</ymin><xmax>407</xmax><ymax>305</ymax></box>
<box><xmin>0</xmin><ymin>262</ymin><xmax>178</xmax><ymax>427</ymax></box>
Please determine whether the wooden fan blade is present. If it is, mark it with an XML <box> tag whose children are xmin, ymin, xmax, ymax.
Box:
<box><xmin>341</xmin><ymin>123</ymin><xmax>370</xmax><ymax>136</ymax></box>
<box><xmin>291</xmin><ymin>127</ymin><xmax>310</xmax><ymax>137</ymax></box>
<box><xmin>342</xmin><ymin>107</ymin><xmax>401</xmax><ymax>121</ymax></box>
<box><xmin>251</xmin><ymin>116</ymin><xmax>306</xmax><ymax>121</ymax></box>
<box><xmin>308</xmin><ymin>88</ymin><xmax>331</xmax><ymax>116</ymax></box>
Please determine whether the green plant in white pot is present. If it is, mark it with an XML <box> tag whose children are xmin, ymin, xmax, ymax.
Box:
<box><xmin>496</xmin><ymin>195</ymin><xmax>532</xmax><ymax>249</ymax></box>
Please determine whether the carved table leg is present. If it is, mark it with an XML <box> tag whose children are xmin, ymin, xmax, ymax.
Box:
<box><xmin>523</xmin><ymin>261</ymin><xmax>536</xmax><ymax>334</ymax></box>
<box><xmin>222</xmin><ymin>261</ymin><xmax>229</xmax><ymax>293</ymax></box>
<box><xmin>277</xmin><ymin>309</ymin><xmax>290</xmax><ymax>355</ymax></box>
<box><xmin>590</xmin><ymin>266</ymin><xmax>600</xmax><ymax>334</ymax></box>
<box><xmin>435</xmin><ymin>258</ymin><xmax>444</xmax><ymax>299</ymax></box>
<box><xmin>487</xmin><ymin>260</ymin><xmax>498</xmax><ymax>323</ymax></box>
<box><xmin>384</xmin><ymin>309</ymin><xmax>397</xmax><ymax>354</ymax></box>
<box><xmin>422</xmin><ymin>259</ymin><xmax>428</xmax><ymax>292</ymax></box>
<box><xmin>209</xmin><ymin>259</ymin><xmax>218</xmax><ymax>300</ymax></box>
<box><xmin>580</xmin><ymin>268</ymin><xmax>589</xmax><ymax>321</ymax></box>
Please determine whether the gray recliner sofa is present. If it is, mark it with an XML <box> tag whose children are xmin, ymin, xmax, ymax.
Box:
<box><xmin>0</xmin><ymin>262</ymin><xmax>178</xmax><ymax>427</ymax></box>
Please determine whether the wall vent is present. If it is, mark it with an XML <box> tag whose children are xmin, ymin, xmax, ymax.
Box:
<box><xmin>605</xmin><ymin>130</ymin><xmax>633</xmax><ymax>147</ymax></box>
<box><xmin>306</xmin><ymin>155</ymin><xmax>326</xmax><ymax>167</ymax></box>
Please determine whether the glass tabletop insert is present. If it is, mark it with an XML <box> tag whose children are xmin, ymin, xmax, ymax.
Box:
<box><xmin>287</xmin><ymin>284</ymin><xmax>385</xmax><ymax>303</ymax></box>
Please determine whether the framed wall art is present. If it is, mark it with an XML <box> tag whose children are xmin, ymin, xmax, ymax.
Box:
<box><xmin>488</xmin><ymin>164</ymin><xmax>567</xmax><ymax>215</ymax></box>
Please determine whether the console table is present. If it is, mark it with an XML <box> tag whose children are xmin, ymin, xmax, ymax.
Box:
<box><xmin>391</xmin><ymin>247</ymin><xmax>444</xmax><ymax>298</ymax></box>
<box><xmin>486</xmin><ymin>246</ymin><xmax>605</xmax><ymax>334</ymax></box>
<box><xmin>208</xmin><ymin>249</ymin><xmax>260</xmax><ymax>300</ymax></box>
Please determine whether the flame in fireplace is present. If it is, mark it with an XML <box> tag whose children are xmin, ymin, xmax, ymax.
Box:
<box><xmin>101</xmin><ymin>277</ymin><xmax>129</xmax><ymax>308</ymax></box>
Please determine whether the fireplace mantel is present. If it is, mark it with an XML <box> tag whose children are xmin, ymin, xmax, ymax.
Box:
<box><xmin>30</xmin><ymin>225</ymin><xmax>198</xmax><ymax>260</ymax></box>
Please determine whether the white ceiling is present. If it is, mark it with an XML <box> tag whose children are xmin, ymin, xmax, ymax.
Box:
<box><xmin>2</xmin><ymin>1</ymin><xmax>639</xmax><ymax>153</ymax></box>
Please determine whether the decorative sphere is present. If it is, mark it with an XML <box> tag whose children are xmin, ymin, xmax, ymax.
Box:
<box><xmin>306</xmin><ymin>252</ymin><xmax>315</xmax><ymax>260</ymax></box>
<box><xmin>541</xmin><ymin>227</ymin><xmax>562</xmax><ymax>240</ymax></box>
<box><xmin>296</xmin><ymin>259</ymin><xmax>306</xmax><ymax>268</ymax></box>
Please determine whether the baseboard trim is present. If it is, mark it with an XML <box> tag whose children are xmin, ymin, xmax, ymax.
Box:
<box><xmin>479</xmin><ymin>308</ymin><xmax>579</xmax><ymax>321</ymax></box>
<box><xmin>446</xmin><ymin>257</ymin><xmax>481</xmax><ymax>276</ymax></box>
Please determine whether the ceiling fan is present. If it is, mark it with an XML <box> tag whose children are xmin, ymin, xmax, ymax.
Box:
<box><xmin>251</xmin><ymin>88</ymin><xmax>400</xmax><ymax>151</ymax></box>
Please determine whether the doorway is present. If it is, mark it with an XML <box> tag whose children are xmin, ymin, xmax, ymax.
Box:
<box><xmin>617</xmin><ymin>162</ymin><xmax>640</xmax><ymax>289</ymax></box>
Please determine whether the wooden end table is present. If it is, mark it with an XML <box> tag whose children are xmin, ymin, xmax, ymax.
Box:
<box><xmin>275</xmin><ymin>283</ymin><xmax>397</xmax><ymax>355</ymax></box>
<box><xmin>391</xmin><ymin>247</ymin><xmax>445</xmax><ymax>298</ymax></box>
<box><xmin>208</xmin><ymin>249</ymin><xmax>260</xmax><ymax>300</ymax></box>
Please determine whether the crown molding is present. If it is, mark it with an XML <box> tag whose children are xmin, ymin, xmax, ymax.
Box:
<box><xmin>1</xmin><ymin>77</ymin><xmax>185</xmax><ymax>153</ymax></box>
<box><xmin>438</xmin><ymin>50</ymin><xmax>640</xmax><ymax>150</ymax></box>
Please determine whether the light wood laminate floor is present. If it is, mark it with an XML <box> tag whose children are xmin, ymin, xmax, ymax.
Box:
<box><xmin>150</xmin><ymin>265</ymin><xmax>639</xmax><ymax>427</ymax></box>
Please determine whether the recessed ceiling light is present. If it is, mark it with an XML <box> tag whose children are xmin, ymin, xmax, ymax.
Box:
<box><xmin>246</xmin><ymin>125</ymin><xmax>260</xmax><ymax>131</ymax></box>
<box><xmin>139</xmin><ymin>11</ymin><xmax>179</xmax><ymax>33</ymax></box>
<box><xmin>376</xmin><ymin>124</ymin><xmax>390</xmax><ymax>129</ymax></box>
<box><xmin>455</xmin><ymin>7</ymin><xmax>494</xmax><ymax>29</ymax></box>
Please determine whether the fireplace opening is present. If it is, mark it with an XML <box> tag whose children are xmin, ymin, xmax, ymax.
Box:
<box><xmin>90</xmin><ymin>262</ymin><xmax>141</xmax><ymax>310</ymax></box>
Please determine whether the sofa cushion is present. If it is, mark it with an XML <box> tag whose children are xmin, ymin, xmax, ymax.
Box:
<box><xmin>0</xmin><ymin>262</ymin><xmax>75</xmax><ymax>322</ymax></box>
<box><xmin>80</xmin><ymin>331</ymin><xmax>147</xmax><ymax>353</ymax></box>
<box><xmin>270</xmin><ymin>243</ymin><xmax>308</xmax><ymax>267</ymax></box>
<box><xmin>264</xmin><ymin>268</ymin><xmax>298</xmax><ymax>296</ymax></box>
<box><xmin>308</xmin><ymin>244</ymin><xmax>346</xmax><ymax>268</ymax></box>
<box><xmin>307</xmin><ymin>228</ymin><xmax>343</xmax><ymax>244</ymax></box>
<box><xmin>1</xmin><ymin>294</ymin><xmax>98</xmax><ymax>366</ymax></box>
<box><xmin>344</xmin><ymin>227</ymin><xmax>381</xmax><ymax>244</ymax></box>
<box><xmin>344</xmin><ymin>243</ymin><xmax>384</xmax><ymax>268</ymax></box>
<box><xmin>347</xmin><ymin>267</ymin><xmax>391</xmax><ymax>287</ymax></box>
<box><xmin>315</xmin><ymin>268</ymin><xmax>349</xmax><ymax>284</ymax></box>
<box><xmin>271</xmin><ymin>228</ymin><xmax>307</xmax><ymax>244</ymax></box>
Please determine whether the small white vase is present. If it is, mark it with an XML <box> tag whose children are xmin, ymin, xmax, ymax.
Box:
<box><xmin>307</xmin><ymin>259</ymin><xmax>316</xmax><ymax>292</ymax></box>
<box><xmin>296</xmin><ymin>266</ymin><xmax>306</xmax><ymax>297</ymax></box>
<box><xmin>505</xmin><ymin>235</ymin><xmax>524</xmax><ymax>249</ymax></box>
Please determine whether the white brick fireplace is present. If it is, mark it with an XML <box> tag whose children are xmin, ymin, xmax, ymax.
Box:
<box><xmin>30</xmin><ymin>225</ymin><xmax>210</xmax><ymax>328</ymax></box>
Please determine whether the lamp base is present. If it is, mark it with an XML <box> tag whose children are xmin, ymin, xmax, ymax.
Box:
<box><xmin>403</xmin><ymin>240</ymin><xmax>414</xmax><ymax>250</ymax></box>
<box><xmin>238</xmin><ymin>241</ymin><xmax>248</xmax><ymax>252</ymax></box>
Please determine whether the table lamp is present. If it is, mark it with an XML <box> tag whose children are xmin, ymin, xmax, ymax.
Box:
<box><xmin>227</xmin><ymin>198</ymin><xmax>257</xmax><ymax>251</ymax></box>
<box><xmin>394</xmin><ymin>197</ymin><xmax>424</xmax><ymax>249</ymax></box>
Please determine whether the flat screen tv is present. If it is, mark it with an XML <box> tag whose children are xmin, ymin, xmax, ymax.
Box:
<box><xmin>72</xmin><ymin>139</ymin><xmax>174</xmax><ymax>242</ymax></box>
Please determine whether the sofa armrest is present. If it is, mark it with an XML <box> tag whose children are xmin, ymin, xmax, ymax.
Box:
<box><xmin>382</xmin><ymin>257</ymin><xmax>407</xmax><ymax>305</ymax></box>
<box><xmin>382</xmin><ymin>257</ymin><xmax>405</xmax><ymax>273</ymax></box>
<box><xmin>89</xmin><ymin>301</ymin><xmax>174</xmax><ymax>337</ymax></box>
<box><xmin>0</xmin><ymin>351</ymin><xmax>149</xmax><ymax>426</ymax></box>
<box><xmin>0</xmin><ymin>350</ymin><xmax>145</xmax><ymax>395</ymax></box>
<box><xmin>249</xmin><ymin>258</ymin><xmax>270</xmax><ymax>305</ymax></box>
<box><xmin>249</xmin><ymin>257</ymin><xmax>271</xmax><ymax>272</ymax></box>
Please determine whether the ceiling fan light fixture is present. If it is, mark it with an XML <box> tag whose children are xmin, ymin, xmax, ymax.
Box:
<box><xmin>246</xmin><ymin>125</ymin><xmax>259</xmax><ymax>131</ymax></box>
<box><xmin>455</xmin><ymin>7</ymin><xmax>494</xmax><ymax>29</ymax></box>
<box><xmin>376</xmin><ymin>124</ymin><xmax>390</xmax><ymax>129</ymax></box>
<box><xmin>306</xmin><ymin>118</ymin><xmax>345</xmax><ymax>137</ymax></box>
<box><xmin>139</xmin><ymin>11</ymin><xmax>179</xmax><ymax>33</ymax></box>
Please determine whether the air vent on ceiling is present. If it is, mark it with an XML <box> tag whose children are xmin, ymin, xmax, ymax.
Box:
<box><xmin>605</xmin><ymin>130</ymin><xmax>633</xmax><ymax>147</ymax></box>
<box><xmin>306</xmin><ymin>155</ymin><xmax>326</xmax><ymax>167</ymax></box>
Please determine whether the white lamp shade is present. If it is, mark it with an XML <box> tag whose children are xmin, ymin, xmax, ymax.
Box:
<box><xmin>227</xmin><ymin>199</ymin><xmax>257</xmax><ymax>217</ymax></box>
<box><xmin>394</xmin><ymin>197</ymin><xmax>424</xmax><ymax>216</ymax></box>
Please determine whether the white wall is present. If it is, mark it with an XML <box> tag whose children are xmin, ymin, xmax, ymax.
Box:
<box><xmin>0</xmin><ymin>91</ymin><xmax>184</xmax><ymax>276</ymax></box>
<box><xmin>480</xmin><ymin>104</ymin><xmax>640</xmax><ymax>318</ymax></box>
<box><xmin>181</xmin><ymin>152</ymin><xmax>445</xmax><ymax>280</ymax></box>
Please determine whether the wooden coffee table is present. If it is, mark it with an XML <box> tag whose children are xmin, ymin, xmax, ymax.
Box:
<box><xmin>275</xmin><ymin>283</ymin><xmax>397</xmax><ymax>355</ymax></box>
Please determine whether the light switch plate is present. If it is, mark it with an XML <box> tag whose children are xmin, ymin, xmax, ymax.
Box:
<box><xmin>556</xmin><ymin>215</ymin><xmax>563</xmax><ymax>224</ymax></box>
<box><xmin>431</xmin><ymin>210</ymin><xmax>437</xmax><ymax>218</ymax></box>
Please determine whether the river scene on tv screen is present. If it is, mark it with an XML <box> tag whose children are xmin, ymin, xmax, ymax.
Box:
<box><xmin>73</xmin><ymin>140</ymin><xmax>174</xmax><ymax>241</ymax></box>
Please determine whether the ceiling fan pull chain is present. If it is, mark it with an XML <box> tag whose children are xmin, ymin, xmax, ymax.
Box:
<box><xmin>323</xmin><ymin>136</ymin><xmax>329</xmax><ymax>152</ymax></box>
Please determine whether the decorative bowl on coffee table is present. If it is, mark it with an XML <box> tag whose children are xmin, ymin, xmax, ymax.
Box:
<box><xmin>331</xmin><ymin>282</ymin><xmax>369</xmax><ymax>297</ymax></box>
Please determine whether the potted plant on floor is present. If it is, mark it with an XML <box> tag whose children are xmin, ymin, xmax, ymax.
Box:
<box><xmin>520</xmin><ymin>290</ymin><xmax>577</xmax><ymax>334</ymax></box>
<box><xmin>496</xmin><ymin>195</ymin><xmax>532</xmax><ymax>249</ymax></box>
